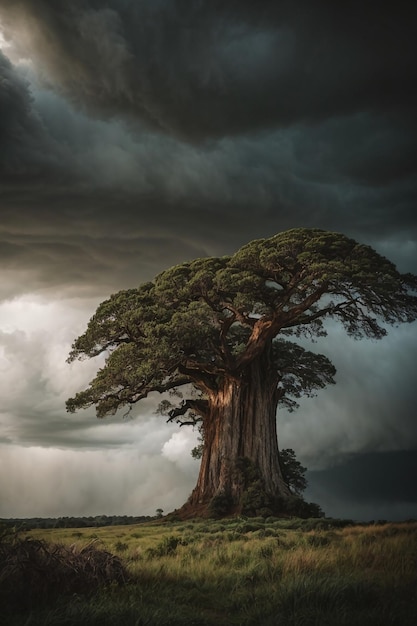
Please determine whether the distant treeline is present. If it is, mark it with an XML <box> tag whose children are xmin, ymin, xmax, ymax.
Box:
<box><xmin>0</xmin><ymin>515</ymin><xmax>154</xmax><ymax>530</ymax></box>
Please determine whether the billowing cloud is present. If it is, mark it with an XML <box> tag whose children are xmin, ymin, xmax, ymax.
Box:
<box><xmin>0</xmin><ymin>50</ymin><xmax>70</xmax><ymax>184</ymax></box>
<box><xmin>162</xmin><ymin>430</ymin><xmax>200</xmax><ymax>474</ymax></box>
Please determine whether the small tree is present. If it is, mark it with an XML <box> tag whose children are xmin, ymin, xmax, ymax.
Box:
<box><xmin>279</xmin><ymin>448</ymin><xmax>307</xmax><ymax>496</ymax></box>
<box><xmin>66</xmin><ymin>228</ymin><xmax>417</xmax><ymax>517</ymax></box>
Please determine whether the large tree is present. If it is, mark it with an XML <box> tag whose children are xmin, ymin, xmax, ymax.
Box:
<box><xmin>66</xmin><ymin>229</ymin><xmax>417</xmax><ymax>517</ymax></box>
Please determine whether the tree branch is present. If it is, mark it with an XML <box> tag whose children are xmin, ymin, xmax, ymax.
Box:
<box><xmin>167</xmin><ymin>399</ymin><xmax>209</xmax><ymax>424</ymax></box>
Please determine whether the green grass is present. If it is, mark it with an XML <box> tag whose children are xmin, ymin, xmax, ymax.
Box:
<box><xmin>2</xmin><ymin>518</ymin><xmax>417</xmax><ymax>625</ymax></box>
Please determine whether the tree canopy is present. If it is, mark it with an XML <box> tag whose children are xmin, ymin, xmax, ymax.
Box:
<box><xmin>67</xmin><ymin>228</ymin><xmax>417</xmax><ymax>422</ymax></box>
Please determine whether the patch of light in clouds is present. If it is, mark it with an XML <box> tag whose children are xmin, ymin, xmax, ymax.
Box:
<box><xmin>0</xmin><ymin>294</ymin><xmax>97</xmax><ymax>334</ymax></box>
<box><xmin>0</xmin><ymin>25</ymin><xmax>11</xmax><ymax>50</ymax></box>
<box><xmin>0</xmin><ymin>295</ymin><xmax>101</xmax><ymax>410</ymax></box>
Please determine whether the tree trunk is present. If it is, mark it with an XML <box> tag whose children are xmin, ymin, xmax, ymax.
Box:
<box><xmin>184</xmin><ymin>352</ymin><xmax>291</xmax><ymax>517</ymax></box>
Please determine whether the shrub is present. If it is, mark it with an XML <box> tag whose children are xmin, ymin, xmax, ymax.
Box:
<box><xmin>146</xmin><ymin>535</ymin><xmax>182</xmax><ymax>558</ymax></box>
<box><xmin>0</xmin><ymin>530</ymin><xmax>128</xmax><ymax>612</ymax></box>
<box><xmin>280</xmin><ymin>496</ymin><xmax>325</xmax><ymax>519</ymax></box>
<box><xmin>208</xmin><ymin>493</ymin><xmax>234</xmax><ymax>517</ymax></box>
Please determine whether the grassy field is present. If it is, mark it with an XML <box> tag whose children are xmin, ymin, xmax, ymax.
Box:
<box><xmin>2</xmin><ymin>517</ymin><xmax>417</xmax><ymax>625</ymax></box>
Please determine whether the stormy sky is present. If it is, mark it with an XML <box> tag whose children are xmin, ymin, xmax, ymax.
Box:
<box><xmin>1</xmin><ymin>1</ymin><xmax>416</xmax><ymax>521</ymax></box>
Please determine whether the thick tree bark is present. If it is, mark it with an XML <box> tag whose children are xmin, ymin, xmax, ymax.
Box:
<box><xmin>184</xmin><ymin>350</ymin><xmax>291</xmax><ymax>516</ymax></box>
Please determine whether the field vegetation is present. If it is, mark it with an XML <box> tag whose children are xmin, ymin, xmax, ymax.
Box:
<box><xmin>1</xmin><ymin>517</ymin><xmax>416</xmax><ymax>625</ymax></box>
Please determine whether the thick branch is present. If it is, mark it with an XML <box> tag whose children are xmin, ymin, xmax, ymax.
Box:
<box><xmin>167</xmin><ymin>399</ymin><xmax>209</xmax><ymax>424</ymax></box>
<box><xmin>236</xmin><ymin>318</ymin><xmax>274</xmax><ymax>370</ymax></box>
<box><xmin>235</xmin><ymin>283</ymin><xmax>330</xmax><ymax>370</ymax></box>
<box><xmin>178</xmin><ymin>364</ymin><xmax>219</xmax><ymax>395</ymax></box>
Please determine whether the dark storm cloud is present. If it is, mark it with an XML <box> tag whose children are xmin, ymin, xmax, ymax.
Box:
<box><xmin>291</xmin><ymin>112</ymin><xmax>417</xmax><ymax>188</ymax></box>
<box><xmin>279</xmin><ymin>322</ymin><xmax>417</xmax><ymax>460</ymax></box>
<box><xmin>0</xmin><ymin>96</ymin><xmax>415</xmax><ymax>298</ymax></box>
<box><xmin>316</xmin><ymin>451</ymin><xmax>417</xmax><ymax>504</ymax></box>
<box><xmin>1</xmin><ymin>1</ymin><xmax>416</xmax><ymax>140</ymax></box>
<box><xmin>306</xmin><ymin>450</ymin><xmax>417</xmax><ymax>521</ymax></box>
<box><xmin>0</xmin><ymin>0</ymin><xmax>416</xmax><ymax>296</ymax></box>
<box><xmin>0</xmin><ymin>50</ymin><xmax>69</xmax><ymax>183</ymax></box>
<box><xmin>0</xmin><ymin>217</ymin><xmax>213</xmax><ymax>299</ymax></box>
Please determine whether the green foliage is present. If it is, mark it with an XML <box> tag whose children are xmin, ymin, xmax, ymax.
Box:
<box><xmin>208</xmin><ymin>493</ymin><xmax>234</xmax><ymax>518</ymax></box>
<box><xmin>241</xmin><ymin>481</ymin><xmax>274</xmax><ymax>517</ymax></box>
<box><xmin>146</xmin><ymin>535</ymin><xmax>182</xmax><ymax>557</ymax></box>
<box><xmin>232</xmin><ymin>456</ymin><xmax>323</xmax><ymax>519</ymax></box>
<box><xmin>191</xmin><ymin>441</ymin><xmax>204</xmax><ymax>459</ymax></box>
<box><xmin>279</xmin><ymin>448</ymin><xmax>308</xmax><ymax>495</ymax></box>
<box><xmin>234</xmin><ymin>458</ymin><xmax>273</xmax><ymax>517</ymax></box>
<box><xmin>67</xmin><ymin>228</ymin><xmax>417</xmax><ymax>422</ymax></box>
<box><xmin>279</xmin><ymin>495</ymin><xmax>325</xmax><ymax>519</ymax></box>
<box><xmin>274</xmin><ymin>342</ymin><xmax>336</xmax><ymax>412</ymax></box>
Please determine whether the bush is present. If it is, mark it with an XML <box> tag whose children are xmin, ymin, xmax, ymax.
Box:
<box><xmin>279</xmin><ymin>495</ymin><xmax>325</xmax><ymax>519</ymax></box>
<box><xmin>146</xmin><ymin>535</ymin><xmax>183</xmax><ymax>558</ymax></box>
<box><xmin>208</xmin><ymin>493</ymin><xmax>234</xmax><ymax>517</ymax></box>
<box><xmin>0</xmin><ymin>530</ymin><xmax>128</xmax><ymax>613</ymax></box>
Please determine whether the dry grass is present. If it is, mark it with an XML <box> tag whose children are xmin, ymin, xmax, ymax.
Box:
<box><xmin>0</xmin><ymin>530</ymin><xmax>129</xmax><ymax>611</ymax></box>
<box><xmin>3</xmin><ymin>519</ymin><xmax>416</xmax><ymax>625</ymax></box>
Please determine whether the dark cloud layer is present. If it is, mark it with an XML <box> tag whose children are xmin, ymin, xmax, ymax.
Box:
<box><xmin>1</xmin><ymin>1</ymin><xmax>416</xmax><ymax>295</ymax></box>
<box><xmin>2</xmin><ymin>2</ymin><xmax>416</xmax><ymax>139</ymax></box>
<box><xmin>0</xmin><ymin>2</ymin><xmax>416</xmax><ymax>519</ymax></box>
<box><xmin>0</xmin><ymin>51</ymin><xmax>69</xmax><ymax>184</ymax></box>
<box><xmin>306</xmin><ymin>450</ymin><xmax>417</xmax><ymax>521</ymax></box>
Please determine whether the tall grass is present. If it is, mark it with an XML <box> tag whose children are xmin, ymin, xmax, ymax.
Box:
<box><xmin>2</xmin><ymin>519</ymin><xmax>416</xmax><ymax>625</ymax></box>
